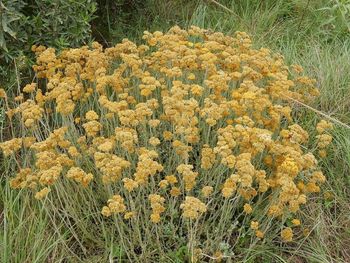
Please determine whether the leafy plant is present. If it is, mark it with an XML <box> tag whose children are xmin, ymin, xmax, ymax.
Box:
<box><xmin>319</xmin><ymin>0</ymin><xmax>350</xmax><ymax>36</ymax></box>
<box><xmin>0</xmin><ymin>0</ymin><xmax>27</xmax><ymax>61</ymax></box>
<box><xmin>0</xmin><ymin>0</ymin><xmax>97</xmax><ymax>91</ymax></box>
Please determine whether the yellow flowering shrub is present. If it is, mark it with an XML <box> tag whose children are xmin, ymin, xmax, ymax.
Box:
<box><xmin>0</xmin><ymin>26</ymin><xmax>333</xmax><ymax>259</ymax></box>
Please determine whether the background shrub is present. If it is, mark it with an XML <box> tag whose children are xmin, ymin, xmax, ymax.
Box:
<box><xmin>0</xmin><ymin>0</ymin><xmax>97</xmax><ymax>89</ymax></box>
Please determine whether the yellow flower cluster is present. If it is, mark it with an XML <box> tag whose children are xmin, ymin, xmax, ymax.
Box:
<box><xmin>1</xmin><ymin>26</ymin><xmax>333</xmax><ymax>246</ymax></box>
<box><xmin>15</xmin><ymin>99</ymin><xmax>44</xmax><ymax>127</ymax></box>
<box><xmin>94</xmin><ymin>152</ymin><xmax>130</xmax><ymax>184</ymax></box>
<box><xmin>35</xmin><ymin>187</ymin><xmax>51</xmax><ymax>200</ymax></box>
<box><xmin>180</xmin><ymin>196</ymin><xmax>207</xmax><ymax>219</ymax></box>
<box><xmin>250</xmin><ymin>220</ymin><xmax>265</xmax><ymax>239</ymax></box>
<box><xmin>120</xmin><ymin>179</ymin><xmax>136</xmax><ymax>193</ymax></box>
<box><xmin>66</xmin><ymin>167</ymin><xmax>93</xmax><ymax>187</ymax></box>
<box><xmin>10</xmin><ymin>168</ymin><xmax>36</xmax><ymax>189</ymax></box>
<box><xmin>0</xmin><ymin>138</ymin><xmax>23</xmax><ymax>156</ymax></box>
<box><xmin>149</xmin><ymin>194</ymin><xmax>166</xmax><ymax>223</ymax></box>
<box><xmin>101</xmin><ymin>195</ymin><xmax>126</xmax><ymax>217</ymax></box>
<box><xmin>23</xmin><ymin>83</ymin><xmax>36</xmax><ymax>93</ymax></box>
<box><xmin>281</xmin><ymin>227</ymin><xmax>293</xmax><ymax>242</ymax></box>
<box><xmin>134</xmin><ymin>148</ymin><xmax>163</xmax><ymax>185</ymax></box>
<box><xmin>0</xmin><ymin>88</ymin><xmax>7</xmax><ymax>98</ymax></box>
<box><xmin>176</xmin><ymin>164</ymin><xmax>198</xmax><ymax>192</ymax></box>
<box><xmin>115</xmin><ymin>127</ymin><xmax>138</xmax><ymax>152</ymax></box>
<box><xmin>201</xmin><ymin>186</ymin><xmax>213</xmax><ymax>198</ymax></box>
<box><xmin>8</xmin><ymin>127</ymin><xmax>78</xmax><ymax>193</ymax></box>
<box><xmin>316</xmin><ymin>120</ymin><xmax>333</xmax><ymax>158</ymax></box>
<box><xmin>201</xmin><ymin>145</ymin><xmax>216</xmax><ymax>169</ymax></box>
<box><xmin>83</xmin><ymin>118</ymin><xmax>102</xmax><ymax>137</ymax></box>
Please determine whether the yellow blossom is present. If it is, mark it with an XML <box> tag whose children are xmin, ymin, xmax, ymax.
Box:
<box><xmin>101</xmin><ymin>206</ymin><xmax>111</xmax><ymax>217</ymax></box>
<box><xmin>163</xmin><ymin>131</ymin><xmax>173</xmax><ymax>140</ymax></box>
<box><xmin>0</xmin><ymin>88</ymin><xmax>7</xmax><ymax>98</ymax></box>
<box><xmin>281</xmin><ymin>227</ymin><xmax>293</xmax><ymax>242</ymax></box>
<box><xmin>148</xmin><ymin>119</ymin><xmax>160</xmax><ymax>127</ymax></box>
<box><xmin>201</xmin><ymin>186</ymin><xmax>213</xmax><ymax>197</ymax></box>
<box><xmin>86</xmin><ymin>110</ymin><xmax>99</xmax><ymax>121</ymax></box>
<box><xmin>165</xmin><ymin>175</ymin><xmax>177</xmax><ymax>185</ymax></box>
<box><xmin>250</xmin><ymin>221</ymin><xmax>259</xmax><ymax>230</ymax></box>
<box><xmin>316</xmin><ymin>120</ymin><xmax>333</xmax><ymax>134</ymax></box>
<box><xmin>23</xmin><ymin>83</ymin><xmax>36</xmax><ymax>93</ymax></box>
<box><xmin>170</xmin><ymin>187</ymin><xmax>181</xmax><ymax>197</ymax></box>
<box><xmin>292</xmin><ymin>219</ymin><xmax>301</xmax><ymax>226</ymax></box>
<box><xmin>150</xmin><ymin>213</ymin><xmax>161</xmax><ymax>223</ymax></box>
<box><xmin>102</xmin><ymin>194</ymin><xmax>126</xmax><ymax>216</ymax></box>
<box><xmin>149</xmin><ymin>194</ymin><xmax>165</xmax><ymax>223</ymax></box>
<box><xmin>243</xmin><ymin>203</ymin><xmax>253</xmax><ymax>214</ymax></box>
<box><xmin>255</xmin><ymin>230</ymin><xmax>264</xmax><ymax>239</ymax></box>
<box><xmin>124</xmin><ymin>211</ymin><xmax>135</xmax><ymax>220</ymax></box>
<box><xmin>35</xmin><ymin>187</ymin><xmax>51</xmax><ymax>200</ymax></box>
<box><xmin>158</xmin><ymin>179</ymin><xmax>169</xmax><ymax>189</ymax></box>
<box><xmin>66</xmin><ymin>167</ymin><xmax>93</xmax><ymax>187</ymax></box>
<box><xmin>149</xmin><ymin>137</ymin><xmax>161</xmax><ymax>146</ymax></box>
<box><xmin>180</xmin><ymin>196</ymin><xmax>207</xmax><ymax>219</ymax></box>
<box><xmin>122</xmin><ymin>178</ymin><xmax>139</xmax><ymax>192</ymax></box>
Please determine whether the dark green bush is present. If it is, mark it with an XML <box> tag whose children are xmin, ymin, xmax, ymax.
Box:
<box><xmin>0</xmin><ymin>0</ymin><xmax>97</xmax><ymax>87</ymax></box>
<box><xmin>1</xmin><ymin>0</ymin><xmax>97</xmax><ymax>61</ymax></box>
<box><xmin>0</xmin><ymin>0</ymin><xmax>28</xmax><ymax>61</ymax></box>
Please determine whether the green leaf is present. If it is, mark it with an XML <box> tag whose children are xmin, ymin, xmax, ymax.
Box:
<box><xmin>2</xmin><ymin>18</ymin><xmax>17</xmax><ymax>39</ymax></box>
<box><xmin>0</xmin><ymin>30</ymin><xmax>8</xmax><ymax>51</ymax></box>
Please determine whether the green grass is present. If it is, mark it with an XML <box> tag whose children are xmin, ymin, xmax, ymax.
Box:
<box><xmin>1</xmin><ymin>0</ymin><xmax>350</xmax><ymax>262</ymax></box>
